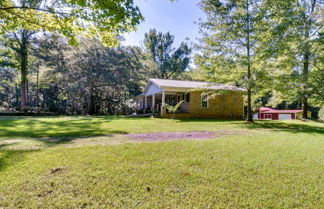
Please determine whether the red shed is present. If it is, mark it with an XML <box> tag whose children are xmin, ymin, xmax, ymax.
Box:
<box><xmin>256</xmin><ymin>107</ymin><xmax>303</xmax><ymax>120</ymax></box>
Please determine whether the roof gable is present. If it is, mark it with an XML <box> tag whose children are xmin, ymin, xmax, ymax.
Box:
<box><xmin>143</xmin><ymin>82</ymin><xmax>163</xmax><ymax>96</ymax></box>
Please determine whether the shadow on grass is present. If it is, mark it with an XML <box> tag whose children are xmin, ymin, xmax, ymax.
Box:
<box><xmin>0</xmin><ymin>149</ymin><xmax>38</xmax><ymax>171</ymax></box>
<box><xmin>231</xmin><ymin>120</ymin><xmax>324</xmax><ymax>135</ymax></box>
<box><xmin>0</xmin><ymin>142</ymin><xmax>19</xmax><ymax>149</ymax></box>
<box><xmin>173</xmin><ymin>117</ymin><xmax>324</xmax><ymax>135</ymax></box>
<box><xmin>32</xmin><ymin>134</ymin><xmax>120</xmax><ymax>148</ymax></box>
<box><xmin>0</xmin><ymin>117</ymin><xmax>129</xmax><ymax>138</ymax></box>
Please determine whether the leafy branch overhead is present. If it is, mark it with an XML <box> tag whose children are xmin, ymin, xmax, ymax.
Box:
<box><xmin>0</xmin><ymin>0</ymin><xmax>144</xmax><ymax>46</ymax></box>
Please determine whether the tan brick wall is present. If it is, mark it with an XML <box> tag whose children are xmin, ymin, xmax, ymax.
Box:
<box><xmin>162</xmin><ymin>91</ymin><xmax>243</xmax><ymax>119</ymax></box>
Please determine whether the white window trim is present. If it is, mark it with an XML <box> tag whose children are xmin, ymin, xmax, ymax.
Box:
<box><xmin>201</xmin><ymin>94</ymin><xmax>209</xmax><ymax>108</ymax></box>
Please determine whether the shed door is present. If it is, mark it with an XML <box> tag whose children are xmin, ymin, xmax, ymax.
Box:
<box><xmin>278</xmin><ymin>114</ymin><xmax>291</xmax><ymax>120</ymax></box>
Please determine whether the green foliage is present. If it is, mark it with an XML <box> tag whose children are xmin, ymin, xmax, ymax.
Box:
<box><xmin>0</xmin><ymin>67</ymin><xmax>18</xmax><ymax>109</ymax></box>
<box><xmin>319</xmin><ymin>107</ymin><xmax>324</xmax><ymax>122</ymax></box>
<box><xmin>144</xmin><ymin>29</ymin><xmax>191</xmax><ymax>79</ymax></box>
<box><xmin>195</xmin><ymin>0</ymin><xmax>324</xmax><ymax>119</ymax></box>
<box><xmin>0</xmin><ymin>0</ymin><xmax>143</xmax><ymax>46</ymax></box>
<box><xmin>163</xmin><ymin>100</ymin><xmax>184</xmax><ymax>119</ymax></box>
<box><xmin>4</xmin><ymin>29</ymin><xmax>36</xmax><ymax>108</ymax></box>
<box><xmin>0</xmin><ymin>36</ymin><xmax>19</xmax><ymax>109</ymax></box>
<box><xmin>263</xmin><ymin>0</ymin><xmax>323</xmax><ymax>112</ymax></box>
<box><xmin>163</xmin><ymin>100</ymin><xmax>185</xmax><ymax>113</ymax></box>
<box><xmin>32</xmin><ymin>35</ymin><xmax>146</xmax><ymax>115</ymax></box>
<box><xmin>195</xmin><ymin>0</ymin><xmax>273</xmax><ymax>121</ymax></box>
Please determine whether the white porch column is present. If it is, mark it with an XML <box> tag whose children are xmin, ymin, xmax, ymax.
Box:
<box><xmin>152</xmin><ymin>94</ymin><xmax>155</xmax><ymax>109</ymax></box>
<box><xmin>162</xmin><ymin>91</ymin><xmax>165</xmax><ymax>106</ymax></box>
<box><xmin>161</xmin><ymin>91</ymin><xmax>166</xmax><ymax>116</ymax></box>
<box><xmin>144</xmin><ymin>96</ymin><xmax>147</xmax><ymax>108</ymax></box>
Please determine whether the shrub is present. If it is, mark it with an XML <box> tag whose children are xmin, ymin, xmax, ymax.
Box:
<box><xmin>319</xmin><ymin>107</ymin><xmax>324</xmax><ymax>122</ymax></box>
<box><xmin>163</xmin><ymin>100</ymin><xmax>185</xmax><ymax>119</ymax></box>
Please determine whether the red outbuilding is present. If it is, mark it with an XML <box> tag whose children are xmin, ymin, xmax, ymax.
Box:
<box><xmin>255</xmin><ymin>107</ymin><xmax>305</xmax><ymax>120</ymax></box>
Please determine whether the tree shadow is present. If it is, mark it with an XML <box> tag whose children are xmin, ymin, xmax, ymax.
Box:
<box><xmin>32</xmin><ymin>133</ymin><xmax>125</xmax><ymax>148</ymax></box>
<box><xmin>0</xmin><ymin>117</ymin><xmax>129</xmax><ymax>138</ymax></box>
<box><xmin>230</xmin><ymin>121</ymin><xmax>324</xmax><ymax>135</ymax></box>
<box><xmin>0</xmin><ymin>142</ymin><xmax>19</xmax><ymax>149</ymax></box>
<box><xmin>0</xmin><ymin>149</ymin><xmax>39</xmax><ymax>171</ymax></box>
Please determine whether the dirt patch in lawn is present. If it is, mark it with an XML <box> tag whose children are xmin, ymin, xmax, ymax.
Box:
<box><xmin>0</xmin><ymin>130</ymin><xmax>257</xmax><ymax>150</ymax></box>
<box><xmin>126</xmin><ymin>130</ymin><xmax>248</xmax><ymax>142</ymax></box>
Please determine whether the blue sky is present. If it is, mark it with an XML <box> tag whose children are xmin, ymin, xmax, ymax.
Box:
<box><xmin>122</xmin><ymin>0</ymin><xmax>205</xmax><ymax>47</ymax></box>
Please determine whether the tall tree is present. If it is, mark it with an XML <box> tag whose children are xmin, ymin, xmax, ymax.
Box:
<box><xmin>33</xmin><ymin>36</ymin><xmax>146</xmax><ymax>115</ymax></box>
<box><xmin>1</xmin><ymin>0</ymin><xmax>143</xmax><ymax>108</ymax></box>
<box><xmin>6</xmin><ymin>29</ymin><xmax>35</xmax><ymax>108</ymax></box>
<box><xmin>195</xmin><ymin>0</ymin><xmax>271</xmax><ymax>122</ymax></box>
<box><xmin>269</xmin><ymin>0</ymin><xmax>323</xmax><ymax>119</ymax></box>
<box><xmin>144</xmin><ymin>29</ymin><xmax>191</xmax><ymax>79</ymax></box>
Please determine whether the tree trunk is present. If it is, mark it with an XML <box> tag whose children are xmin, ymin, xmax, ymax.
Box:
<box><xmin>300</xmin><ymin>0</ymin><xmax>317</xmax><ymax>120</ymax></box>
<box><xmin>36</xmin><ymin>67</ymin><xmax>39</xmax><ymax>108</ymax></box>
<box><xmin>16</xmin><ymin>30</ymin><xmax>30</xmax><ymax>109</ymax></box>
<box><xmin>247</xmin><ymin>87</ymin><xmax>253</xmax><ymax>122</ymax></box>
<box><xmin>88</xmin><ymin>82</ymin><xmax>95</xmax><ymax>115</ymax></box>
<box><xmin>20</xmin><ymin>47</ymin><xmax>28</xmax><ymax>108</ymax></box>
<box><xmin>246</xmin><ymin>0</ymin><xmax>253</xmax><ymax>122</ymax></box>
<box><xmin>302</xmin><ymin>51</ymin><xmax>309</xmax><ymax>119</ymax></box>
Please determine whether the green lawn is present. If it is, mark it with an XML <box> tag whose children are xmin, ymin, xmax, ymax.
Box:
<box><xmin>0</xmin><ymin>116</ymin><xmax>323</xmax><ymax>208</ymax></box>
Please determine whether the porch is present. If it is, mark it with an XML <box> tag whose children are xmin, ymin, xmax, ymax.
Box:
<box><xmin>136</xmin><ymin>91</ymin><xmax>190</xmax><ymax>115</ymax></box>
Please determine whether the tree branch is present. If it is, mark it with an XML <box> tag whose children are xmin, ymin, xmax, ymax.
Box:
<box><xmin>0</xmin><ymin>6</ymin><xmax>70</xmax><ymax>15</ymax></box>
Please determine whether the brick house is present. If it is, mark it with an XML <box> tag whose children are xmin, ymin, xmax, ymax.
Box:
<box><xmin>135</xmin><ymin>79</ymin><xmax>245</xmax><ymax>119</ymax></box>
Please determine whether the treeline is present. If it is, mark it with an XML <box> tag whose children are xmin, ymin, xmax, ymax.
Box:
<box><xmin>0</xmin><ymin>30</ymin><xmax>191</xmax><ymax>115</ymax></box>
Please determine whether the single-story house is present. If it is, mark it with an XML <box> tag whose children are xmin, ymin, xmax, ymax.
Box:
<box><xmin>135</xmin><ymin>78</ymin><xmax>245</xmax><ymax>119</ymax></box>
<box><xmin>254</xmin><ymin>107</ymin><xmax>311</xmax><ymax>120</ymax></box>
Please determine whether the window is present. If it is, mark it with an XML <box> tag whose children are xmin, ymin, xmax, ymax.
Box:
<box><xmin>183</xmin><ymin>93</ymin><xmax>190</xmax><ymax>103</ymax></box>
<box><xmin>264</xmin><ymin>114</ymin><xmax>272</xmax><ymax>119</ymax></box>
<box><xmin>201</xmin><ymin>94</ymin><xmax>208</xmax><ymax>108</ymax></box>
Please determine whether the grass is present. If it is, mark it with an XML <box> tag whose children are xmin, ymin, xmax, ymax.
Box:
<box><xmin>0</xmin><ymin>116</ymin><xmax>248</xmax><ymax>138</ymax></box>
<box><xmin>0</xmin><ymin>116</ymin><xmax>323</xmax><ymax>208</ymax></box>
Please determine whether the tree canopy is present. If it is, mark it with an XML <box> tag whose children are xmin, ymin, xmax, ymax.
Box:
<box><xmin>31</xmin><ymin>35</ymin><xmax>146</xmax><ymax>115</ymax></box>
<box><xmin>265</xmin><ymin>0</ymin><xmax>324</xmax><ymax>116</ymax></box>
<box><xmin>0</xmin><ymin>0</ymin><xmax>143</xmax><ymax>46</ymax></box>
<box><xmin>195</xmin><ymin>0</ymin><xmax>273</xmax><ymax>121</ymax></box>
<box><xmin>144</xmin><ymin>29</ymin><xmax>191</xmax><ymax>79</ymax></box>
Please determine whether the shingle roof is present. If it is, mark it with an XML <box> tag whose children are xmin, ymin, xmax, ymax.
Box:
<box><xmin>149</xmin><ymin>79</ymin><xmax>246</xmax><ymax>91</ymax></box>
